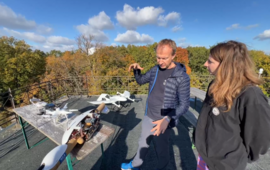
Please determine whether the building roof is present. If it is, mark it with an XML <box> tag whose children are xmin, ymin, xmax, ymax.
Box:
<box><xmin>0</xmin><ymin>95</ymin><xmax>269</xmax><ymax>170</ymax></box>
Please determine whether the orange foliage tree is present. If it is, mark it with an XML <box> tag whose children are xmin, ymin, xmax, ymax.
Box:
<box><xmin>174</xmin><ymin>47</ymin><xmax>191</xmax><ymax>74</ymax></box>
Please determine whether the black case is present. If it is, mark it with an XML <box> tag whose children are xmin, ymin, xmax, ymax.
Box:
<box><xmin>161</xmin><ymin>108</ymin><xmax>176</xmax><ymax>116</ymax></box>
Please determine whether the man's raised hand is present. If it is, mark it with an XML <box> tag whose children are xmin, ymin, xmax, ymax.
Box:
<box><xmin>128</xmin><ymin>63</ymin><xmax>144</xmax><ymax>72</ymax></box>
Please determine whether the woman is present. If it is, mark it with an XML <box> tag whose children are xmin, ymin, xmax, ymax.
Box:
<box><xmin>194</xmin><ymin>41</ymin><xmax>270</xmax><ymax>170</ymax></box>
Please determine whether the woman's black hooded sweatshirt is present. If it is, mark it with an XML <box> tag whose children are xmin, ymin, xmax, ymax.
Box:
<box><xmin>194</xmin><ymin>84</ymin><xmax>270</xmax><ymax>170</ymax></box>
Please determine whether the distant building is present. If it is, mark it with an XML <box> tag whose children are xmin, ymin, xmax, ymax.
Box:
<box><xmin>88</xmin><ymin>47</ymin><xmax>96</xmax><ymax>55</ymax></box>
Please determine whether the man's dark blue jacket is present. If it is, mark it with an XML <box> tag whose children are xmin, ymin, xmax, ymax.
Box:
<box><xmin>133</xmin><ymin>62</ymin><xmax>190</xmax><ymax>128</ymax></box>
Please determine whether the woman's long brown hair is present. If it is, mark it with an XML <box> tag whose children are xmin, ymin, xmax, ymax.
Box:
<box><xmin>209</xmin><ymin>41</ymin><xmax>262</xmax><ymax>111</ymax></box>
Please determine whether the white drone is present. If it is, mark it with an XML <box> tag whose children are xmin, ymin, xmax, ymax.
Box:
<box><xmin>38</xmin><ymin>103</ymin><xmax>109</xmax><ymax>170</ymax></box>
<box><xmin>117</xmin><ymin>91</ymin><xmax>135</xmax><ymax>102</ymax></box>
<box><xmin>42</xmin><ymin>103</ymin><xmax>75</xmax><ymax>124</ymax></box>
<box><xmin>30</xmin><ymin>97</ymin><xmax>47</xmax><ymax>108</ymax></box>
<box><xmin>89</xmin><ymin>90</ymin><xmax>135</xmax><ymax>108</ymax></box>
<box><xmin>30</xmin><ymin>97</ymin><xmax>77</xmax><ymax>124</ymax></box>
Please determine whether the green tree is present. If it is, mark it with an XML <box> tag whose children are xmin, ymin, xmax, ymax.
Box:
<box><xmin>249</xmin><ymin>50</ymin><xmax>270</xmax><ymax>97</ymax></box>
<box><xmin>186</xmin><ymin>46</ymin><xmax>209</xmax><ymax>74</ymax></box>
<box><xmin>249</xmin><ymin>50</ymin><xmax>270</xmax><ymax>76</ymax></box>
<box><xmin>0</xmin><ymin>36</ymin><xmax>46</xmax><ymax>90</ymax></box>
<box><xmin>46</xmin><ymin>50</ymin><xmax>63</xmax><ymax>57</ymax></box>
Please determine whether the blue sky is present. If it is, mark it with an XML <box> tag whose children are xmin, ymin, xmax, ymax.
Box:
<box><xmin>0</xmin><ymin>0</ymin><xmax>269</xmax><ymax>53</ymax></box>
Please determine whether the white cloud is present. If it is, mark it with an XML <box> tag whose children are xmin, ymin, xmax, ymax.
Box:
<box><xmin>177</xmin><ymin>38</ymin><xmax>189</xmax><ymax>47</ymax></box>
<box><xmin>47</xmin><ymin>36</ymin><xmax>75</xmax><ymax>45</ymax></box>
<box><xmin>226</xmin><ymin>24</ymin><xmax>241</xmax><ymax>30</ymax></box>
<box><xmin>33</xmin><ymin>44</ymin><xmax>75</xmax><ymax>52</ymax></box>
<box><xmin>0</xmin><ymin>29</ymin><xmax>4</xmax><ymax>36</ymax></box>
<box><xmin>0</xmin><ymin>4</ymin><xmax>36</xmax><ymax>30</ymax></box>
<box><xmin>76</xmin><ymin>24</ymin><xmax>109</xmax><ymax>42</ymax></box>
<box><xmin>3</xmin><ymin>27</ymin><xmax>46</xmax><ymax>43</ymax></box>
<box><xmin>33</xmin><ymin>37</ymin><xmax>76</xmax><ymax>52</ymax></box>
<box><xmin>254</xmin><ymin>29</ymin><xmax>270</xmax><ymax>40</ymax></box>
<box><xmin>172</xmin><ymin>25</ymin><xmax>182</xmax><ymax>32</ymax></box>
<box><xmin>116</xmin><ymin>4</ymin><xmax>163</xmax><ymax>30</ymax></box>
<box><xmin>0</xmin><ymin>4</ymin><xmax>53</xmax><ymax>33</ymax></box>
<box><xmin>226</xmin><ymin>23</ymin><xmax>259</xmax><ymax>30</ymax></box>
<box><xmin>43</xmin><ymin>36</ymin><xmax>75</xmax><ymax>51</ymax></box>
<box><xmin>114</xmin><ymin>30</ymin><xmax>154</xmax><ymax>44</ymax></box>
<box><xmin>116</xmin><ymin>4</ymin><xmax>180</xmax><ymax>30</ymax></box>
<box><xmin>76</xmin><ymin>11</ymin><xmax>113</xmax><ymax>42</ymax></box>
<box><xmin>246</xmin><ymin>24</ymin><xmax>259</xmax><ymax>30</ymax></box>
<box><xmin>88</xmin><ymin>11</ymin><xmax>114</xmax><ymax>30</ymax></box>
<box><xmin>36</xmin><ymin>25</ymin><xmax>53</xmax><ymax>34</ymax></box>
<box><xmin>3</xmin><ymin>27</ymin><xmax>76</xmax><ymax>51</ymax></box>
<box><xmin>158</xmin><ymin>12</ymin><xmax>180</xmax><ymax>27</ymax></box>
<box><xmin>177</xmin><ymin>38</ymin><xmax>200</xmax><ymax>48</ymax></box>
<box><xmin>111</xmin><ymin>43</ymin><xmax>117</xmax><ymax>47</ymax></box>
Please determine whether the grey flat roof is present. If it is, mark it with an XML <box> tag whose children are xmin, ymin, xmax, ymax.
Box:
<box><xmin>0</xmin><ymin>95</ymin><xmax>269</xmax><ymax>170</ymax></box>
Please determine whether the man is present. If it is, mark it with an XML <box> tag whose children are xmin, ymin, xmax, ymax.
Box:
<box><xmin>121</xmin><ymin>39</ymin><xmax>190</xmax><ymax>170</ymax></box>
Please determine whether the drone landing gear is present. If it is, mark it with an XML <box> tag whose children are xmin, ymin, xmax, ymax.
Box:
<box><xmin>110</xmin><ymin>104</ymin><xmax>123</xmax><ymax>112</ymax></box>
<box><xmin>110</xmin><ymin>101</ymin><xmax>132</xmax><ymax>112</ymax></box>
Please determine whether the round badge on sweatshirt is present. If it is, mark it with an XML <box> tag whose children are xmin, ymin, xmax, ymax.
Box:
<box><xmin>212</xmin><ymin>107</ymin><xmax>220</xmax><ymax>116</ymax></box>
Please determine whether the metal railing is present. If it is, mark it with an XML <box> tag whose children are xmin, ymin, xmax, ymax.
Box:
<box><xmin>1</xmin><ymin>75</ymin><xmax>269</xmax><ymax>129</ymax></box>
<box><xmin>190</xmin><ymin>75</ymin><xmax>214</xmax><ymax>91</ymax></box>
<box><xmin>0</xmin><ymin>76</ymin><xmax>148</xmax><ymax>128</ymax></box>
<box><xmin>0</xmin><ymin>90</ymin><xmax>16</xmax><ymax>128</ymax></box>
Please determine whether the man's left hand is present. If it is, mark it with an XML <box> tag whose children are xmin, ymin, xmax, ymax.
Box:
<box><xmin>151</xmin><ymin>119</ymin><xmax>169</xmax><ymax>136</ymax></box>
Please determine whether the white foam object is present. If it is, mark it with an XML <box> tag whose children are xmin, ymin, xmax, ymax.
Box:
<box><xmin>40</xmin><ymin>144</ymin><xmax>67</xmax><ymax>170</ymax></box>
<box><xmin>62</xmin><ymin>110</ymin><xmax>93</xmax><ymax>144</ymax></box>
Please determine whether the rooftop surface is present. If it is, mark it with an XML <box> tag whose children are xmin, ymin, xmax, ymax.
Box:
<box><xmin>0</xmin><ymin>95</ymin><xmax>269</xmax><ymax>170</ymax></box>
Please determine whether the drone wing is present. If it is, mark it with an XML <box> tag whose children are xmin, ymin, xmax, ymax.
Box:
<box><xmin>89</xmin><ymin>98</ymin><xmax>121</xmax><ymax>108</ymax></box>
<box><xmin>61</xmin><ymin>103</ymin><xmax>68</xmax><ymax>110</ymax></box>
<box><xmin>30</xmin><ymin>97</ymin><xmax>41</xmax><ymax>104</ymax></box>
<box><xmin>30</xmin><ymin>97</ymin><xmax>47</xmax><ymax>107</ymax></box>
<box><xmin>118</xmin><ymin>90</ymin><xmax>135</xmax><ymax>102</ymax></box>
<box><xmin>123</xmin><ymin>91</ymin><xmax>130</xmax><ymax>98</ymax></box>
<box><xmin>89</xmin><ymin>100</ymin><xmax>115</xmax><ymax>105</ymax></box>
<box><xmin>59</xmin><ymin>110</ymin><xmax>72</xmax><ymax>115</ymax></box>
<box><xmin>96</xmin><ymin>94</ymin><xmax>111</xmax><ymax>101</ymax></box>
<box><xmin>45</xmin><ymin>109</ymin><xmax>57</xmax><ymax>117</ymax></box>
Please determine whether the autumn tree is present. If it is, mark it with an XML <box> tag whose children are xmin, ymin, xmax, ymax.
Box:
<box><xmin>174</xmin><ymin>47</ymin><xmax>191</xmax><ymax>74</ymax></box>
<box><xmin>249</xmin><ymin>50</ymin><xmax>270</xmax><ymax>96</ymax></box>
<box><xmin>249</xmin><ymin>50</ymin><xmax>270</xmax><ymax>76</ymax></box>
<box><xmin>46</xmin><ymin>50</ymin><xmax>63</xmax><ymax>57</ymax></box>
<box><xmin>76</xmin><ymin>34</ymin><xmax>104</xmax><ymax>76</ymax></box>
<box><xmin>0</xmin><ymin>36</ymin><xmax>46</xmax><ymax>91</ymax></box>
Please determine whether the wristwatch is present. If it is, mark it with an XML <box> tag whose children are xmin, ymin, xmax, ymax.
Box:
<box><xmin>163</xmin><ymin>116</ymin><xmax>171</xmax><ymax>123</ymax></box>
